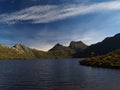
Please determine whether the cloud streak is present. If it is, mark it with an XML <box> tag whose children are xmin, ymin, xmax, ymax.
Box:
<box><xmin>0</xmin><ymin>1</ymin><xmax>120</xmax><ymax>24</ymax></box>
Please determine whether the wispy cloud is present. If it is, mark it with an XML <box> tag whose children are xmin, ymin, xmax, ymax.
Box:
<box><xmin>0</xmin><ymin>1</ymin><xmax>120</xmax><ymax>24</ymax></box>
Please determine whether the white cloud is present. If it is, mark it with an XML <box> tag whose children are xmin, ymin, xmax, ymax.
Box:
<box><xmin>0</xmin><ymin>1</ymin><xmax>120</xmax><ymax>24</ymax></box>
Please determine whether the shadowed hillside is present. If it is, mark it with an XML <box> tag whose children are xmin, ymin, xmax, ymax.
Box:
<box><xmin>75</xmin><ymin>33</ymin><xmax>120</xmax><ymax>58</ymax></box>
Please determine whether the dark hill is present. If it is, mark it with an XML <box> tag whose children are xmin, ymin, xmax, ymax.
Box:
<box><xmin>76</xmin><ymin>33</ymin><xmax>120</xmax><ymax>58</ymax></box>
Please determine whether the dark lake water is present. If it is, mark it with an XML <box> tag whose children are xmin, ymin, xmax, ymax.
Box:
<box><xmin>0</xmin><ymin>59</ymin><xmax>120</xmax><ymax>90</ymax></box>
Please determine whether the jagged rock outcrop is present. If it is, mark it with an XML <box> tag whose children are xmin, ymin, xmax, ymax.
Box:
<box><xmin>49</xmin><ymin>43</ymin><xmax>73</xmax><ymax>58</ymax></box>
<box><xmin>0</xmin><ymin>43</ymin><xmax>50</xmax><ymax>59</ymax></box>
<box><xmin>69</xmin><ymin>41</ymin><xmax>87</xmax><ymax>52</ymax></box>
<box><xmin>48</xmin><ymin>41</ymin><xmax>88</xmax><ymax>58</ymax></box>
<box><xmin>13</xmin><ymin>44</ymin><xmax>35</xmax><ymax>58</ymax></box>
<box><xmin>69</xmin><ymin>41</ymin><xmax>87</xmax><ymax>49</ymax></box>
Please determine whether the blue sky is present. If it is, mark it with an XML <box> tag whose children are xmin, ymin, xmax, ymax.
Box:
<box><xmin>0</xmin><ymin>0</ymin><xmax>120</xmax><ymax>51</ymax></box>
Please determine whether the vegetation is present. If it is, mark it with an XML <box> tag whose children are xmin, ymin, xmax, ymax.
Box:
<box><xmin>80</xmin><ymin>50</ymin><xmax>120</xmax><ymax>69</ymax></box>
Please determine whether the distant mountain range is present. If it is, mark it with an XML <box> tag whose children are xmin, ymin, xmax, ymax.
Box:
<box><xmin>0</xmin><ymin>41</ymin><xmax>87</xmax><ymax>59</ymax></box>
<box><xmin>0</xmin><ymin>33</ymin><xmax>120</xmax><ymax>59</ymax></box>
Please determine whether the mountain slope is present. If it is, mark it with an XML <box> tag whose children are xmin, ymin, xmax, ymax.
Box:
<box><xmin>48</xmin><ymin>43</ymin><xmax>73</xmax><ymax>58</ymax></box>
<box><xmin>0</xmin><ymin>44</ymin><xmax>29</xmax><ymax>59</ymax></box>
<box><xmin>0</xmin><ymin>40</ymin><xmax>88</xmax><ymax>59</ymax></box>
<box><xmin>48</xmin><ymin>41</ymin><xmax>88</xmax><ymax>58</ymax></box>
<box><xmin>13</xmin><ymin>44</ymin><xmax>35</xmax><ymax>58</ymax></box>
<box><xmin>0</xmin><ymin>44</ymin><xmax>50</xmax><ymax>59</ymax></box>
<box><xmin>76</xmin><ymin>33</ymin><xmax>120</xmax><ymax>58</ymax></box>
<box><xmin>69</xmin><ymin>41</ymin><xmax>87</xmax><ymax>52</ymax></box>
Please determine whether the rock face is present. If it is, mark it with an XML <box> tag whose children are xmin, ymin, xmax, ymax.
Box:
<box><xmin>69</xmin><ymin>41</ymin><xmax>87</xmax><ymax>52</ymax></box>
<box><xmin>49</xmin><ymin>43</ymin><xmax>65</xmax><ymax>51</ymax></box>
<box><xmin>0</xmin><ymin>43</ymin><xmax>49</xmax><ymax>59</ymax></box>
<box><xmin>76</xmin><ymin>33</ymin><xmax>120</xmax><ymax>58</ymax></box>
<box><xmin>49</xmin><ymin>43</ymin><xmax>73</xmax><ymax>58</ymax></box>
<box><xmin>0</xmin><ymin>44</ymin><xmax>26</xmax><ymax>59</ymax></box>
<box><xmin>13</xmin><ymin>44</ymin><xmax>35</xmax><ymax>57</ymax></box>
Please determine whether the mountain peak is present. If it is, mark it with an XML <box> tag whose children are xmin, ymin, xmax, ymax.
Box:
<box><xmin>13</xmin><ymin>43</ymin><xmax>27</xmax><ymax>50</ymax></box>
<box><xmin>49</xmin><ymin>43</ymin><xmax>65</xmax><ymax>52</ymax></box>
<box><xmin>69</xmin><ymin>41</ymin><xmax>87</xmax><ymax>50</ymax></box>
<box><xmin>70</xmin><ymin>41</ymin><xmax>85</xmax><ymax>45</ymax></box>
<box><xmin>55</xmin><ymin>43</ymin><xmax>63</xmax><ymax>47</ymax></box>
<box><xmin>70</xmin><ymin>40</ymin><xmax>85</xmax><ymax>44</ymax></box>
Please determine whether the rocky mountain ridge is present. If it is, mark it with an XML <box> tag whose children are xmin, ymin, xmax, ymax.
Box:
<box><xmin>0</xmin><ymin>41</ymin><xmax>87</xmax><ymax>59</ymax></box>
<box><xmin>0</xmin><ymin>33</ymin><xmax>120</xmax><ymax>59</ymax></box>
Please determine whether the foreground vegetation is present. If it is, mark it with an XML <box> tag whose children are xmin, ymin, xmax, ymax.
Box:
<box><xmin>80</xmin><ymin>50</ymin><xmax>120</xmax><ymax>69</ymax></box>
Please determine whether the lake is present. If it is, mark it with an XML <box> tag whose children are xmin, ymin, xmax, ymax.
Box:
<box><xmin>0</xmin><ymin>59</ymin><xmax>119</xmax><ymax>90</ymax></box>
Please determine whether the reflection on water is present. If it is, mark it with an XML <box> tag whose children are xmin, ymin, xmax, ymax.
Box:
<box><xmin>0</xmin><ymin>59</ymin><xmax>119</xmax><ymax>90</ymax></box>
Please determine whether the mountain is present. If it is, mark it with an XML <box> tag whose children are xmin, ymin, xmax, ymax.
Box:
<box><xmin>69</xmin><ymin>41</ymin><xmax>87</xmax><ymax>52</ymax></box>
<box><xmin>0</xmin><ymin>44</ymin><xmax>29</xmax><ymax>59</ymax></box>
<box><xmin>1</xmin><ymin>32</ymin><xmax>120</xmax><ymax>59</ymax></box>
<box><xmin>48</xmin><ymin>43</ymin><xmax>74</xmax><ymax>58</ymax></box>
<box><xmin>48</xmin><ymin>41</ymin><xmax>88</xmax><ymax>58</ymax></box>
<box><xmin>80</xmin><ymin>49</ymin><xmax>120</xmax><ymax>69</ymax></box>
<box><xmin>13</xmin><ymin>44</ymin><xmax>35</xmax><ymax>58</ymax></box>
<box><xmin>76</xmin><ymin>33</ymin><xmax>120</xmax><ymax>58</ymax></box>
<box><xmin>0</xmin><ymin>44</ymin><xmax>50</xmax><ymax>59</ymax></box>
<box><xmin>0</xmin><ymin>41</ymin><xmax>87</xmax><ymax>59</ymax></box>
